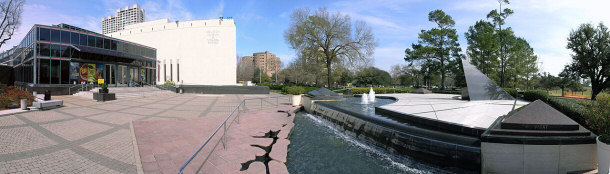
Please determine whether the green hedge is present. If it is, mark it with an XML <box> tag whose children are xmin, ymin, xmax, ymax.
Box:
<box><xmin>430</xmin><ymin>89</ymin><xmax>461</xmax><ymax>94</ymax></box>
<box><xmin>284</xmin><ymin>86</ymin><xmax>306</xmax><ymax>95</ymax></box>
<box><xmin>503</xmin><ymin>88</ymin><xmax>518</xmax><ymax>98</ymax></box>
<box><xmin>523</xmin><ymin>90</ymin><xmax>549</xmax><ymax>102</ymax></box>
<box><xmin>349</xmin><ymin>87</ymin><xmax>414</xmax><ymax>94</ymax></box>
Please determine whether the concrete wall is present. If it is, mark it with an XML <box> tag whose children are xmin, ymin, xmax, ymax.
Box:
<box><xmin>107</xmin><ymin>18</ymin><xmax>236</xmax><ymax>86</ymax></box>
<box><xmin>308</xmin><ymin>99</ymin><xmax>481</xmax><ymax>171</ymax></box>
<box><xmin>481</xmin><ymin>142</ymin><xmax>597</xmax><ymax>173</ymax></box>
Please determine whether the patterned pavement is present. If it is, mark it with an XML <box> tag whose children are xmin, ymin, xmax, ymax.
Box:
<box><xmin>0</xmin><ymin>90</ymin><xmax>283</xmax><ymax>173</ymax></box>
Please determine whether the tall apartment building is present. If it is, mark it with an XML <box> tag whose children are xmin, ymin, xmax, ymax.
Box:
<box><xmin>241</xmin><ymin>51</ymin><xmax>281</xmax><ymax>77</ymax></box>
<box><xmin>102</xmin><ymin>4</ymin><xmax>145</xmax><ymax>34</ymax></box>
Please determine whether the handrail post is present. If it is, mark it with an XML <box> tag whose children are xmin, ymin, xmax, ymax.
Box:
<box><xmin>276</xmin><ymin>96</ymin><xmax>279</xmax><ymax>107</ymax></box>
<box><xmin>236</xmin><ymin>104</ymin><xmax>240</xmax><ymax>124</ymax></box>
<box><xmin>222</xmin><ymin>122</ymin><xmax>227</xmax><ymax>151</ymax></box>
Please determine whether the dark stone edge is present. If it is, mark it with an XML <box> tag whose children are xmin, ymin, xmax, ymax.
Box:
<box><xmin>311</xmin><ymin>103</ymin><xmax>481</xmax><ymax>172</ymax></box>
<box><xmin>316</xmin><ymin>102</ymin><xmax>481</xmax><ymax>147</ymax></box>
<box><xmin>500</xmin><ymin>123</ymin><xmax>580</xmax><ymax>131</ymax></box>
<box><xmin>481</xmin><ymin>116</ymin><xmax>597</xmax><ymax>145</ymax></box>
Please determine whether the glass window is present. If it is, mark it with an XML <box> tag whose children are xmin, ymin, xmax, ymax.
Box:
<box><xmin>38</xmin><ymin>59</ymin><xmax>49</xmax><ymax>84</ymax></box>
<box><xmin>71</xmin><ymin>32</ymin><xmax>79</xmax><ymax>45</ymax></box>
<box><xmin>61</xmin><ymin>60</ymin><xmax>69</xmax><ymax>84</ymax></box>
<box><xmin>50</xmin><ymin>44</ymin><xmax>59</xmax><ymax>57</ymax></box>
<box><xmin>104</xmin><ymin>39</ymin><xmax>110</xmax><ymax>49</ymax></box>
<box><xmin>96</xmin><ymin>37</ymin><xmax>103</xmax><ymax>48</ymax></box>
<box><xmin>79</xmin><ymin>34</ymin><xmax>87</xmax><ymax>46</ymax></box>
<box><xmin>61</xmin><ymin>30</ymin><xmax>70</xmax><ymax>43</ymax></box>
<box><xmin>61</xmin><ymin>46</ymin><xmax>69</xmax><ymax>58</ymax></box>
<box><xmin>51</xmin><ymin>60</ymin><xmax>60</xmax><ymax>84</ymax></box>
<box><xmin>71</xmin><ymin>47</ymin><xmax>79</xmax><ymax>58</ymax></box>
<box><xmin>50</xmin><ymin>29</ymin><xmax>60</xmax><ymax>42</ymax></box>
<box><xmin>39</xmin><ymin>28</ymin><xmax>50</xmax><ymax>41</ymax></box>
<box><xmin>87</xmin><ymin>35</ymin><xmax>95</xmax><ymax>47</ymax></box>
<box><xmin>111</xmin><ymin>40</ymin><xmax>117</xmax><ymax>50</ymax></box>
<box><xmin>38</xmin><ymin>43</ymin><xmax>50</xmax><ymax>57</ymax></box>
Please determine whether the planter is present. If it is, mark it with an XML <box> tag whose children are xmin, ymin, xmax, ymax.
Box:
<box><xmin>599</xmin><ymin>136</ymin><xmax>610</xmax><ymax>174</ymax></box>
<box><xmin>93</xmin><ymin>93</ymin><xmax>116</xmax><ymax>102</ymax></box>
<box><xmin>291</xmin><ymin>94</ymin><xmax>302</xmax><ymax>106</ymax></box>
<box><xmin>98</xmin><ymin>88</ymin><xmax>109</xmax><ymax>94</ymax></box>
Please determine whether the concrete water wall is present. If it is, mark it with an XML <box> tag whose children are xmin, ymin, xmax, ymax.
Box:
<box><xmin>308</xmin><ymin>100</ymin><xmax>481</xmax><ymax>171</ymax></box>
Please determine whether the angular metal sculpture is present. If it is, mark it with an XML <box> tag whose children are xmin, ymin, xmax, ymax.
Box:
<box><xmin>462</xmin><ymin>58</ymin><xmax>514</xmax><ymax>100</ymax></box>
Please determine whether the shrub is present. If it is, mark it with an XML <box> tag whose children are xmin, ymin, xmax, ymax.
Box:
<box><xmin>259</xmin><ymin>83</ymin><xmax>284</xmax><ymax>90</ymax></box>
<box><xmin>101</xmin><ymin>83</ymin><xmax>108</xmax><ymax>89</ymax></box>
<box><xmin>430</xmin><ymin>89</ymin><xmax>461</xmax><ymax>94</ymax></box>
<box><xmin>523</xmin><ymin>90</ymin><xmax>549</xmax><ymax>102</ymax></box>
<box><xmin>0</xmin><ymin>85</ymin><xmax>34</xmax><ymax>110</ymax></box>
<box><xmin>163</xmin><ymin>81</ymin><xmax>175</xmax><ymax>87</ymax></box>
<box><xmin>584</xmin><ymin>93</ymin><xmax>610</xmax><ymax>143</ymax></box>
<box><xmin>503</xmin><ymin>88</ymin><xmax>518</xmax><ymax>98</ymax></box>
<box><xmin>286</xmin><ymin>86</ymin><xmax>306</xmax><ymax>95</ymax></box>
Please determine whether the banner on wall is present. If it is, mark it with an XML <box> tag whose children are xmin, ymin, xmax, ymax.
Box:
<box><xmin>79</xmin><ymin>63</ymin><xmax>88</xmax><ymax>82</ymax></box>
<box><xmin>69</xmin><ymin>62</ymin><xmax>79</xmax><ymax>83</ymax></box>
<box><xmin>87</xmin><ymin>64</ymin><xmax>96</xmax><ymax>82</ymax></box>
<box><xmin>96</xmin><ymin>64</ymin><xmax>104</xmax><ymax>81</ymax></box>
<box><xmin>141</xmin><ymin>69</ymin><xmax>146</xmax><ymax>82</ymax></box>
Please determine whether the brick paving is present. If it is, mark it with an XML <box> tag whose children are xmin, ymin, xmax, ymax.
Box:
<box><xmin>133</xmin><ymin>106</ymin><xmax>297</xmax><ymax>174</ymax></box>
<box><xmin>0</xmin><ymin>88</ymin><xmax>288</xmax><ymax>173</ymax></box>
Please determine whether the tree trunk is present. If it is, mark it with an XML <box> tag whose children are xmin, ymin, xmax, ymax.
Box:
<box><xmin>326</xmin><ymin>61</ymin><xmax>332</xmax><ymax>87</ymax></box>
<box><xmin>591</xmin><ymin>84</ymin><xmax>602</xmax><ymax>100</ymax></box>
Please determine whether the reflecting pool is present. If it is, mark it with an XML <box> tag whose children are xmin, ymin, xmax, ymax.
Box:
<box><xmin>286</xmin><ymin>111</ymin><xmax>453</xmax><ymax>174</ymax></box>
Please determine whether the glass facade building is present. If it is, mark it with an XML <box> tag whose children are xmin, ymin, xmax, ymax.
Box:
<box><xmin>0</xmin><ymin>23</ymin><xmax>156</xmax><ymax>86</ymax></box>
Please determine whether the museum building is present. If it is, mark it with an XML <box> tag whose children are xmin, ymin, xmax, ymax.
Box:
<box><xmin>0</xmin><ymin>23</ymin><xmax>157</xmax><ymax>89</ymax></box>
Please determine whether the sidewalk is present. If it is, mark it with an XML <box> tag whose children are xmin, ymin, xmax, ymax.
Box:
<box><xmin>133</xmin><ymin>105</ymin><xmax>298</xmax><ymax>174</ymax></box>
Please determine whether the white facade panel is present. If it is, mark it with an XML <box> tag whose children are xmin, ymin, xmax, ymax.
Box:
<box><xmin>107</xmin><ymin>18</ymin><xmax>237</xmax><ymax>86</ymax></box>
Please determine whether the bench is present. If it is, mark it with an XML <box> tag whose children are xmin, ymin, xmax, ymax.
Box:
<box><xmin>33</xmin><ymin>100</ymin><xmax>63</xmax><ymax>110</ymax></box>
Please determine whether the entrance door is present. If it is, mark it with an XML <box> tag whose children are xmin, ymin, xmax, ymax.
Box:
<box><xmin>105</xmin><ymin>64</ymin><xmax>115</xmax><ymax>85</ymax></box>
<box><xmin>117</xmin><ymin>65</ymin><xmax>128</xmax><ymax>86</ymax></box>
<box><xmin>130</xmin><ymin>67</ymin><xmax>139</xmax><ymax>87</ymax></box>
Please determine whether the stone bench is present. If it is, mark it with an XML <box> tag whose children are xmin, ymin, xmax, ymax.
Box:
<box><xmin>33</xmin><ymin>100</ymin><xmax>63</xmax><ymax>110</ymax></box>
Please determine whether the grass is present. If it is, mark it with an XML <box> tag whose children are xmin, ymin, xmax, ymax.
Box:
<box><xmin>547</xmin><ymin>87</ymin><xmax>592</xmax><ymax>99</ymax></box>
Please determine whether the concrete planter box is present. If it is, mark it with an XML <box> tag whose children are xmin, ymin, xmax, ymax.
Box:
<box><xmin>598</xmin><ymin>136</ymin><xmax>610</xmax><ymax>174</ymax></box>
<box><xmin>93</xmin><ymin>93</ymin><xmax>116</xmax><ymax>102</ymax></box>
<box><xmin>290</xmin><ymin>94</ymin><xmax>302</xmax><ymax>106</ymax></box>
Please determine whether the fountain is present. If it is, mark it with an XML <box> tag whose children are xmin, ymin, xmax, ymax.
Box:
<box><xmin>369</xmin><ymin>88</ymin><xmax>375</xmax><ymax>102</ymax></box>
<box><xmin>361</xmin><ymin>93</ymin><xmax>369</xmax><ymax>104</ymax></box>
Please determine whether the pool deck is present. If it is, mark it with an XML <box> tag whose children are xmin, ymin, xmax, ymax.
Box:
<box><xmin>377</xmin><ymin>93</ymin><xmax>529</xmax><ymax>129</ymax></box>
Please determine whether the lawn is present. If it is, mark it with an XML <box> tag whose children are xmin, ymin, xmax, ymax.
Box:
<box><xmin>547</xmin><ymin>87</ymin><xmax>592</xmax><ymax>99</ymax></box>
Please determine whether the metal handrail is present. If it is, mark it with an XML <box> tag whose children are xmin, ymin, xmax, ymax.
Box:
<box><xmin>68</xmin><ymin>84</ymin><xmax>93</xmax><ymax>95</ymax></box>
<box><xmin>178</xmin><ymin>95</ymin><xmax>288</xmax><ymax>174</ymax></box>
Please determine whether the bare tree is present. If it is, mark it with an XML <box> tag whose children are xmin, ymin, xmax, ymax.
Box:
<box><xmin>0</xmin><ymin>0</ymin><xmax>24</xmax><ymax>49</ymax></box>
<box><xmin>236</xmin><ymin>55</ymin><xmax>255</xmax><ymax>82</ymax></box>
<box><xmin>285</xmin><ymin>7</ymin><xmax>377</xmax><ymax>87</ymax></box>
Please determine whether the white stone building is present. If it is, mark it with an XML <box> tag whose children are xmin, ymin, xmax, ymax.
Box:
<box><xmin>102</xmin><ymin>4</ymin><xmax>145</xmax><ymax>34</ymax></box>
<box><xmin>106</xmin><ymin>18</ymin><xmax>237</xmax><ymax>86</ymax></box>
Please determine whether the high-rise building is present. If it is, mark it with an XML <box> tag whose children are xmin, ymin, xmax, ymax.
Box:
<box><xmin>102</xmin><ymin>4</ymin><xmax>145</xmax><ymax>34</ymax></box>
<box><xmin>241</xmin><ymin>51</ymin><xmax>281</xmax><ymax>77</ymax></box>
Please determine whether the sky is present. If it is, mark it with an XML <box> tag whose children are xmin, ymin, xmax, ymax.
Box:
<box><xmin>3</xmin><ymin>0</ymin><xmax>610</xmax><ymax>76</ymax></box>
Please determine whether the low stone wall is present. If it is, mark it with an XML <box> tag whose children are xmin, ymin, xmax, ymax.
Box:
<box><xmin>481</xmin><ymin>142</ymin><xmax>597</xmax><ymax>173</ymax></box>
<box><xmin>176</xmin><ymin>85</ymin><xmax>269</xmax><ymax>94</ymax></box>
<box><xmin>309</xmin><ymin>101</ymin><xmax>481</xmax><ymax>171</ymax></box>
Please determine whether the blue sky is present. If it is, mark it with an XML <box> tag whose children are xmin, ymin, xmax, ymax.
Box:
<box><xmin>4</xmin><ymin>0</ymin><xmax>610</xmax><ymax>75</ymax></box>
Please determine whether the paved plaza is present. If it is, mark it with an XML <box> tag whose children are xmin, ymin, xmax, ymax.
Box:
<box><xmin>0</xmin><ymin>89</ymin><xmax>286</xmax><ymax>173</ymax></box>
